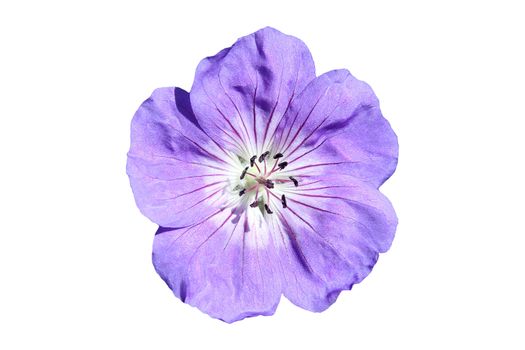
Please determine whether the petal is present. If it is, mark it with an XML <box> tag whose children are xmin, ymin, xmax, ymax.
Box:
<box><xmin>153</xmin><ymin>208</ymin><xmax>283</xmax><ymax>323</ymax></box>
<box><xmin>127</xmin><ymin>87</ymin><xmax>238</xmax><ymax>227</ymax></box>
<box><xmin>269</xmin><ymin>175</ymin><xmax>397</xmax><ymax>311</ymax></box>
<box><xmin>272</xmin><ymin>69</ymin><xmax>398</xmax><ymax>188</ymax></box>
<box><xmin>190</xmin><ymin>27</ymin><xmax>316</xmax><ymax>157</ymax></box>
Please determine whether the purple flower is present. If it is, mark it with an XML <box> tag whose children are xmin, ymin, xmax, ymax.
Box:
<box><xmin>127</xmin><ymin>27</ymin><xmax>398</xmax><ymax>323</ymax></box>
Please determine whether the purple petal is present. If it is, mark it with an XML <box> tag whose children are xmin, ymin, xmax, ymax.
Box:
<box><xmin>153</xmin><ymin>209</ymin><xmax>283</xmax><ymax>323</ymax></box>
<box><xmin>272</xmin><ymin>69</ymin><xmax>398</xmax><ymax>188</ymax></box>
<box><xmin>127</xmin><ymin>87</ymin><xmax>235</xmax><ymax>227</ymax></box>
<box><xmin>190</xmin><ymin>27</ymin><xmax>316</xmax><ymax>157</ymax></box>
<box><xmin>271</xmin><ymin>174</ymin><xmax>397</xmax><ymax>311</ymax></box>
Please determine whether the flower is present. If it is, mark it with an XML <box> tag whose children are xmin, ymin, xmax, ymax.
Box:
<box><xmin>127</xmin><ymin>27</ymin><xmax>398</xmax><ymax>323</ymax></box>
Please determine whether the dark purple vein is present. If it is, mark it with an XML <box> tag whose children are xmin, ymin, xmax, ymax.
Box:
<box><xmin>287</xmin><ymin>138</ymin><xmax>328</xmax><ymax>165</ymax></box>
<box><xmin>276</xmin><ymin>211</ymin><xmax>315</xmax><ymax>274</ymax></box>
<box><xmin>214</xmin><ymin>122</ymin><xmax>249</xmax><ymax>155</ymax></box>
<box><xmin>168</xmin><ymin>208</ymin><xmax>226</xmax><ymax>249</ymax></box>
<box><xmin>128</xmin><ymin>152</ymin><xmax>234</xmax><ymax>173</ymax></box>
<box><xmin>261</xmin><ymin>66</ymin><xmax>284</xmax><ymax>150</ymax></box>
<box><xmin>162</xmin><ymin>122</ymin><xmax>229</xmax><ymax>165</ymax></box>
<box><xmin>218</xmin><ymin>71</ymin><xmax>252</xmax><ymax>148</ymax></box>
<box><xmin>283</xmin><ymin>201</ymin><xmax>355</xmax><ymax>271</ymax></box>
<box><xmin>284</xmin><ymin>99</ymin><xmax>342</xmax><ymax>157</ymax></box>
<box><xmin>281</xmin><ymin>93</ymin><xmax>324</xmax><ymax>154</ymax></box>
<box><xmin>202</xmin><ymin>82</ymin><xmax>248</xmax><ymax>148</ymax></box>
<box><xmin>186</xmin><ymin>212</ymin><xmax>234</xmax><ymax>275</ymax></box>
<box><xmin>266</xmin><ymin>66</ymin><xmax>300</xmax><ymax>151</ymax></box>
<box><xmin>173</xmin><ymin>188</ymin><xmax>224</xmax><ymax>215</ymax></box>
<box><xmin>159</xmin><ymin>180</ymin><xmax>226</xmax><ymax>201</ymax></box>
<box><xmin>253</xmin><ymin>74</ymin><xmax>259</xmax><ymax>153</ymax></box>
<box><xmin>284</xmin><ymin>161</ymin><xmax>351</xmax><ymax>173</ymax></box>
<box><xmin>222</xmin><ymin>212</ymin><xmax>242</xmax><ymax>251</ymax></box>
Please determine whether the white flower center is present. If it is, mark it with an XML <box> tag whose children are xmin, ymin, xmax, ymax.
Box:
<box><xmin>229</xmin><ymin>149</ymin><xmax>298</xmax><ymax>215</ymax></box>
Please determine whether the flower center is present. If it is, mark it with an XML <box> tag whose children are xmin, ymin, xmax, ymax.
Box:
<box><xmin>235</xmin><ymin>150</ymin><xmax>298</xmax><ymax>215</ymax></box>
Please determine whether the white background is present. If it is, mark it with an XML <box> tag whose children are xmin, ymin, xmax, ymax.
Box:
<box><xmin>1</xmin><ymin>1</ymin><xmax>524</xmax><ymax>349</ymax></box>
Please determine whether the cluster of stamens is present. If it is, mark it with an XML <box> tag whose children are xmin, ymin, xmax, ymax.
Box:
<box><xmin>236</xmin><ymin>150</ymin><xmax>298</xmax><ymax>215</ymax></box>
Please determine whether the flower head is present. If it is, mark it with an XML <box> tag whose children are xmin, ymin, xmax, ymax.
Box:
<box><xmin>127</xmin><ymin>27</ymin><xmax>398</xmax><ymax>322</ymax></box>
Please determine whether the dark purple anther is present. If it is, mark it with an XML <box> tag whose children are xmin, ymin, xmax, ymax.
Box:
<box><xmin>240</xmin><ymin>166</ymin><xmax>249</xmax><ymax>180</ymax></box>
<box><xmin>278</xmin><ymin>161</ymin><xmax>288</xmax><ymax>170</ymax></box>
<box><xmin>258</xmin><ymin>151</ymin><xmax>270</xmax><ymax>163</ymax></box>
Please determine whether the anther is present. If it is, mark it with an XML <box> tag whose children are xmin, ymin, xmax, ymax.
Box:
<box><xmin>265</xmin><ymin>179</ymin><xmax>275</xmax><ymax>189</ymax></box>
<box><xmin>249</xmin><ymin>155</ymin><xmax>257</xmax><ymax>167</ymax></box>
<box><xmin>273</xmin><ymin>153</ymin><xmax>283</xmax><ymax>159</ymax></box>
<box><xmin>278</xmin><ymin>161</ymin><xmax>288</xmax><ymax>170</ymax></box>
<box><xmin>264</xmin><ymin>204</ymin><xmax>273</xmax><ymax>214</ymax></box>
<box><xmin>250</xmin><ymin>201</ymin><xmax>259</xmax><ymax>208</ymax></box>
<box><xmin>239</xmin><ymin>189</ymin><xmax>246</xmax><ymax>196</ymax></box>
<box><xmin>240</xmin><ymin>166</ymin><xmax>249</xmax><ymax>180</ymax></box>
<box><xmin>258</xmin><ymin>151</ymin><xmax>270</xmax><ymax>163</ymax></box>
<box><xmin>289</xmin><ymin>176</ymin><xmax>298</xmax><ymax>187</ymax></box>
<box><xmin>281</xmin><ymin>194</ymin><xmax>287</xmax><ymax>208</ymax></box>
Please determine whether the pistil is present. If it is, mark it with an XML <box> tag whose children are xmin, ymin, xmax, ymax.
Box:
<box><xmin>237</xmin><ymin>151</ymin><xmax>296</xmax><ymax>214</ymax></box>
<box><xmin>265</xmin><ymin>179</ymin><xmax>275</xmax><ymax>189</ymax></box>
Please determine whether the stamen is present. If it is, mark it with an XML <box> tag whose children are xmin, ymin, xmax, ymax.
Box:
<box><xmin>250</xmin><ymin>200</ymin><xmax>259</xmax><ymax>208</ymax></box>
<box><xmin>289</xmin><ymin>176</ymin><xmax>298</xmax><ymax>187</ymax></box>
<box><xmin>273</xmin><ymin>153</ymin><xmax>283</xmax><ymax>159</ymax></box>
<box><xmin>239</xmin><ymin>189</ymin><xmax>246</xmax><ymax>196</ymax></box>
<box><xmin>258</xmin><ymin>151</ymin><xmax>270</xmax><ymax>163</ymax></box>
<box><xmin>250</xmin><ymin>155</ymin><xmax>257</xmax><ymax>167</ymax></box>
<box><xmin>265</xmin><ymin>179</ymin><xmax>275</xmax><ymax>189</ymax></box>
<box><xmin>264</xmin><ymin>204</ymin><xmax>273</xmax><ymax>214</ymax></box>
<box><xmin>278</xmin><ymin>161</ymin><xmax>288</xmax><ymax>170</ymax></box>
<box><xmin>240</xmin><ymin>166</ymin><xmax>249</xmax><ymax>180</ymax></box>
<box><xmin>281</xmin><ymin>194</ymin><xmax>287</xmax><ymax>208</ymax></box>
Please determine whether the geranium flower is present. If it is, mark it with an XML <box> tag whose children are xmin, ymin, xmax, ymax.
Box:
<box><xmin>127</xmin><ymin>27</ymin><xmax>398</xmax><ymax>323</ymax></box>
